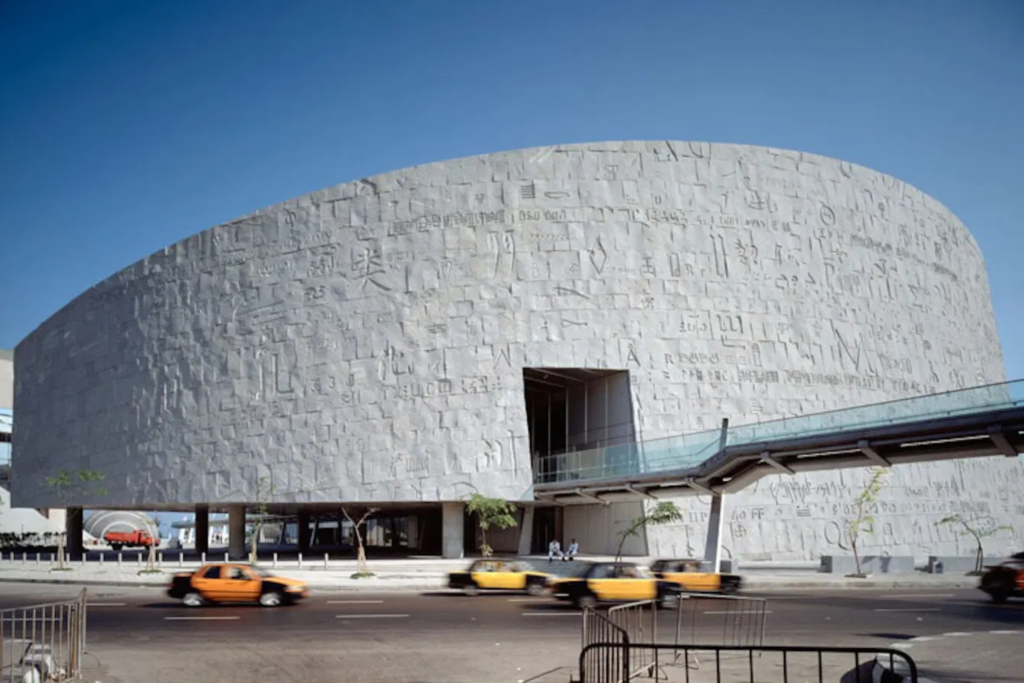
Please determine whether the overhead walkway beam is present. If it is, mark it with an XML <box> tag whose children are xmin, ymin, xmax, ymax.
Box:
<box><xmin>533</xmin><ymin>379</ymin><xmax>1024</xmax><ymax>505</ymax></box>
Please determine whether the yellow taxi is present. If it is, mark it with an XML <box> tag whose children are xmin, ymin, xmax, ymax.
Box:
<box><xmin>167</xmin><ymin>563</ymin><xmax>309</xmax><ymax>607</ymax></box>
<box><xmin>546</xmin><ymin>561</ymin><xmax>682</xmax><ymax>609</ymax></box>
<box><xmin>447</xmin><ymin>559</ymin><xmax>550</xmax><ymax>596</ymax></box>
<box><xmin>650</xmin><ymin>558</ymin><xmax>743</xmax><ymax>594</ymax></box>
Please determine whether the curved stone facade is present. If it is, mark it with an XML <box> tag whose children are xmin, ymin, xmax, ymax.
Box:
<box><xmin>12</xmin><ymin>141</ymin><xmax>1023</xmax><ymax>560</ymax></box>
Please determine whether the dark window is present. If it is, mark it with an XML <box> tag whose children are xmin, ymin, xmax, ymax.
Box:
<box><xmin>201</xmin><ymin>566</ymin><xmax>221</xmax><ymax>579</ymax></box>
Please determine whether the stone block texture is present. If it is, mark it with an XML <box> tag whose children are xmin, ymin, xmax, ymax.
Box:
<box><xmin>12</xmin><ymin>141</ymin><xmax>1024</xmax><ymax>561</ymax></box>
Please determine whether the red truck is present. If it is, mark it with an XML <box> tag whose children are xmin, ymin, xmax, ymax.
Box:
<box><xmin>104</xmin><ymin>530</ymin><xmax>159</xmax><ymax>551</ymax></box>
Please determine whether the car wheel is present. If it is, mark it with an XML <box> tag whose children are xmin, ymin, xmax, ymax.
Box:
<box><xmin>990</xmin><ymin>589</ymin><xmax>1009</xmax><ymax>604</ymax></box>
<box><xmin>463</xmin><ymin>584</ymin><xmax>480</xmax><ymax>597</ymax></box>
<box><xmin>259</xmin><ymin>591</ymin><xmax>283</xmax><ymax>607</ymax></box>
<box><xmin>526</xmin><ymin>582</ymin><xmax>544</xmax><ymax>597</ymax></box>
<box><xmin>182</xmin><ymin>592</ymin><xmax>204</xmax><ymax>608</ymax></box>
<box><xmin>576</xmin><ymin>594</ymin><xmax>597</xmax><ymax>610</ymax></box>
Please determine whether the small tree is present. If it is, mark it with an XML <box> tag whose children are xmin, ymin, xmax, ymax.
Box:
<box><xmin>847</xmin><ymin>468</ymin><xmax>889</xmax><ymax>577</ymax></box>
<box><xmin>341</xmin><ymin>506</ymin><xmax>379</xmax><ymax>578</ymax></box>
<box><xmin>44</xmin><ymin>469</ymin><xmax>106</xmax><ymax>570</ymax></box>
<box><xmin>938</xmin><ymin>515</ymin><xmax>1012</xmax><ymax>575</ymax></box>
<box><xmin>615</xmin><ymin>501</ymin><xmax>683</xmax><ymax>563</ymax></box>
<box><xmin>465</xmin><ymin>493</ymin><xmax>518</xmax><ymax>558</ymax></box>
<box><xmin>249</xmin><ymin>476</ymin><xmax>275</xmax><ymax>565</ymax></box>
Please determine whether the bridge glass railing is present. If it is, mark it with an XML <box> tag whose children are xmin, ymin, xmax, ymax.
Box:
<box><xmin>532</xmin><ymin>379</ymin><xmax>1024</xmax><ymax>485</ymax></box>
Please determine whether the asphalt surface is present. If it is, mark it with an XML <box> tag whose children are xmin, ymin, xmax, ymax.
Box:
<box><xmin>2</xmin><ymin>584</ymin><xmax>1022</xmax><ymax>682</ymax></box>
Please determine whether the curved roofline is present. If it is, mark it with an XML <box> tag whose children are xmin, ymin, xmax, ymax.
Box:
<box><xmin>15</xmin><ymin>140</ymin><xmax>985</xmax><ymax>350</ymax></box>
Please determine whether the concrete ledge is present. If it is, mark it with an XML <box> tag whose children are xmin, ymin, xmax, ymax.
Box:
<box><xmin>744</xmin><ymin>575</ymin><xmax>979</xmax><ymax>590</ymax></box>
<box><xmin>821</xmin><ymin>555</ymin><xmax>915</xmax><ymax>575</ymax></box>
<box><xmin>926</xmin><ymin>555</ymin><xmax>1004</xmax><ymax>574</ymax></box>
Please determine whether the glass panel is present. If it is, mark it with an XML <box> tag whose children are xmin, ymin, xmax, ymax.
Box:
<box><xmin>532</xmin><ymin>380</ymin><xmax>1024</xmax><ymax>485</ymax></box>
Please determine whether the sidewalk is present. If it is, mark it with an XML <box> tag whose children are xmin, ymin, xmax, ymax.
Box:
<box><xmin>875</xmin><ymin>630</ymin><xmax>1024</xmax><ymax>682</ymax></box>
<box><xmin>0</xmin><ymin>554</ymin><xmax>984</xmax><ymax>592</ymax></box>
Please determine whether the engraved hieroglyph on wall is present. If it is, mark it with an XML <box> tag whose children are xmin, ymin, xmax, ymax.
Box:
<box><xmin>11</xmin><ymin>141</ymin><xmax>1023</xmax><ymax>559</ymax></box>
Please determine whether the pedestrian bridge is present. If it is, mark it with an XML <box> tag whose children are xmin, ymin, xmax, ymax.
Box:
<box><xmin>532</xmin><ymin>379</ymin><xmax>1024</xmax><ymax>505</ymax></box>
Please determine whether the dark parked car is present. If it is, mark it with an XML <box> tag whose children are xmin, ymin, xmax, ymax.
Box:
<box><xmin>978</xmin><ymin>552</ymin><xmax>1024</xmax><ymax>603</ymax></box>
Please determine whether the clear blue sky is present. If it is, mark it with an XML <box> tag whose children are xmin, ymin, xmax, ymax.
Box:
<box><xmin>1</xmin><ymin>0</ymin><xmax>1022</xmax><ymax>379</ymax></box>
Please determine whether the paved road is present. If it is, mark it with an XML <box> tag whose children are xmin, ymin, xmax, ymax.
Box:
<box><xmin>1</xmin><ymin>585</ymin><xmax>1021</xmax><ymax>682</ymax></box>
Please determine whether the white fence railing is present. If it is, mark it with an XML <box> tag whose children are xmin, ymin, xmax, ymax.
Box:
<box><xmin>0</xmin><ymin>588</ymin><xmax>87</xmax><ymax>681</ymax></box>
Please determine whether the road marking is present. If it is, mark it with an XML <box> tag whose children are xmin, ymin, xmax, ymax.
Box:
<box><xmin>89</xmin><ymin>602</ymin><xmax>127</xmax><ymax>607</ymax></box>
<box><xmin>703</xmin><ymin>610</ymin><xmax>773</xmax><ymax>615</ymax></box>
<box><xmin>942</xmin><ymin>632</ymin><xmax>973</xmax><ymax>636</ymax></box>
<box><xmin>507</xmin><ymin>598</ymin><xmax>549</xmax><ymax>603</ymax></box>
<box><xmin>885</xmin><ymin>593</ymin><xmax>956</xmax><ymax>599</ymax></box>
<box><xmin>873</xmin><ymin>608</ymin><xmax>942</xmax><ymax>613</ymax></box>
<box><xmin>521</xmin><ymin>612</ymin><xmax>582</xmax><ymax>617</ymax></box>
<box><xmin>335</xmin><ymin>614</ymin><xmax>409</xmax><ymax>619</ymax></box>
<box><xmin>164</xmin><ymin>616</ymin><xmax>241</xmax><ymax>621</ymax></box>
<box><xmin>990</xmin><ymin>630</ymin><xmax>1023</xmax><ymax>635</ymax></box>
<box><xmin>327</xmin><ymin>600</ymin><xmax>384</xmax><ymax>604</ymax></box>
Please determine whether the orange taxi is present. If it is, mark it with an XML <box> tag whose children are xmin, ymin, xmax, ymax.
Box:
<box><xmin>167</xmin><ymin>563</ymin><xmax>309</xmax><ymax>607</ymax></box>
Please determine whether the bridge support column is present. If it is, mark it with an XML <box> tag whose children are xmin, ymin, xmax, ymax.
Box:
<box><xmin>228</xmin><ymin>504</ymin><xmax>246</xmax><ymax>560</ymax></box>
<box><xmin>297</xmin><ymin>510</ymin><xmax>311</xmax><ymax>552</ymax></box>
<box><xmin>703</xmin><ymin>493</ymin><xmax>725</xmax><ymax>573</ymax></box>
<box><xmin>66</xmin><ymin>507</ymin><xmax>84</xmax><ymax>559</ymax></box>
<box><xmin>442</xmin><ymin>502</ymin><xmax>464</xmax><ymax>559</ymax></box>
<box><xmin>517</xmin><ymin>506</ymin><xmax>534</xmax><ymax>556</ymax></box>
<box><xmin>195</xmin><ymin>506</ymin><xmax>209</xmax><ymax>554</ymax></box>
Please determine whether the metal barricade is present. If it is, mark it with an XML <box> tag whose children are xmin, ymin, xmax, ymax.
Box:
<box><xmin>0</xmin><ymin>588</ymin><xmax>87</xmax><ymax>681</ymax></box>
<box><xmin>607</xmin><ymin>600</ymin><xmax>658</xmax><ymax>679</ymax></box>
<box><xmin>580</xmin><ymin>609</ymin><xmax>629</xmax><ymax>683</ymax></box>
<box><xmin>579</xmin><ymin>642</ymin><xmax>919</xmax><ymax>683</ymax></box>
<box><xmin>675</xmin><ymin>593</ymin><xmax>768</xmax><ymax>649</ymax></box>
<box><xmin>580</xmin><ymin>600</ymin><xmax>659</xmax><ymax>683</ymax></box>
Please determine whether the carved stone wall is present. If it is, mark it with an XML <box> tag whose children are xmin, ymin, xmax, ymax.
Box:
<box><xmin>12</xmin><ymin>142</ymin><xmax>1022</xmax><ymax>559</ymax></box>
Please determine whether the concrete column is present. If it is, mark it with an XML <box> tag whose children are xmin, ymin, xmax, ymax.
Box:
<box><xmin>441</xmin><ymin>502</ymin><xmax>464</xmax><ymax>559</ymax></box>
<box><xmin>297</xmin><ymin>510</ymin><xmax>311</xmax><ymax>552</ymax></box>
<box><xmin>195</xmin><ymin>506</ymin><xmax>209</xmax><ymax>554</ymax></box>
<box><xmin>407</xmin><ymin>515</ymin><xmax>419</xmax><ymax>550</ymax></box>
<box><xmin>228</xmin><ymin>504</ymin><xmax>246</xmax><ymax>560</ymax></box>
<box><xmin>517</xmin><ymin>507</ymin><xmax>535</xmax><ymax>556</ymax></box>
<box><xmin>703</xmin><ymin>493</ymin><xmax>725</xmax><ymax>573</ymax></box>
<box><xmin>65</xmin><ymin>507</ymin><xmax>84</xmax><ymax>558</ymax></box>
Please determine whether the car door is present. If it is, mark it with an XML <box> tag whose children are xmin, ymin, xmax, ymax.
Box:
<box><xmin>666</xmin><ymin>562</ymin><xmax>721</xmax><ymax>592</ymax></box>
<box><xmin>612</xmin><ymin>565</ymin><xmax>657</xmax><ymax>601</ymax></box>
<box><xmin>586</xmin><ymin>564</ymin><xmax>621</xmax><ymax>601</ymax></box>
<box><xmin>471</xmin><ymin>561</ymin><xmax>504</xmax><ymax>589</ymax></box>
<box><xmin>191</xmin><ymin>565</ymin><xmax>227</xmax><ymax>601</ymax></box>
<box><xmin>220</xmin><ymin>565</ymin><xmax>262</xmax><ymax>603</ymax></box>
<box><xmin>499</xmin><ymin>563</ymin><xmax>527</xmax><ymax>590</ymax></box>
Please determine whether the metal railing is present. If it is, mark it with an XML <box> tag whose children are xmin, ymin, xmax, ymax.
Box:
<box><xmin>535</xmin><ymin>378</ymin><xmax>1024</xmax><ymax>484</ymax></box>
<box><xmin>579</xmin><ymin>643</ymin><xmax>918</xmax><ymax>683</ymax></box>
<box><xmin>580</xmin><ymin>600</ymin><xmax>661</xmax><ymax>683</ymax></box>
<box><xmin>0</xmin><ymin>588</ymin><xmax>87</xmax><ymax>681</ymax></box>
<box><xmin>606</xmin><ymin>601</ymin><xmax>658</xmax><ymax>680</ymax></box>
<box><xmin>580</xmin><ymin>608</ymin><xmax>629</xmax><ymax>683</ymax></box>
<box><xmin>675</xmin><ymin>593</ymin><xmax>767</xmax><ymax>650</ymax></box>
